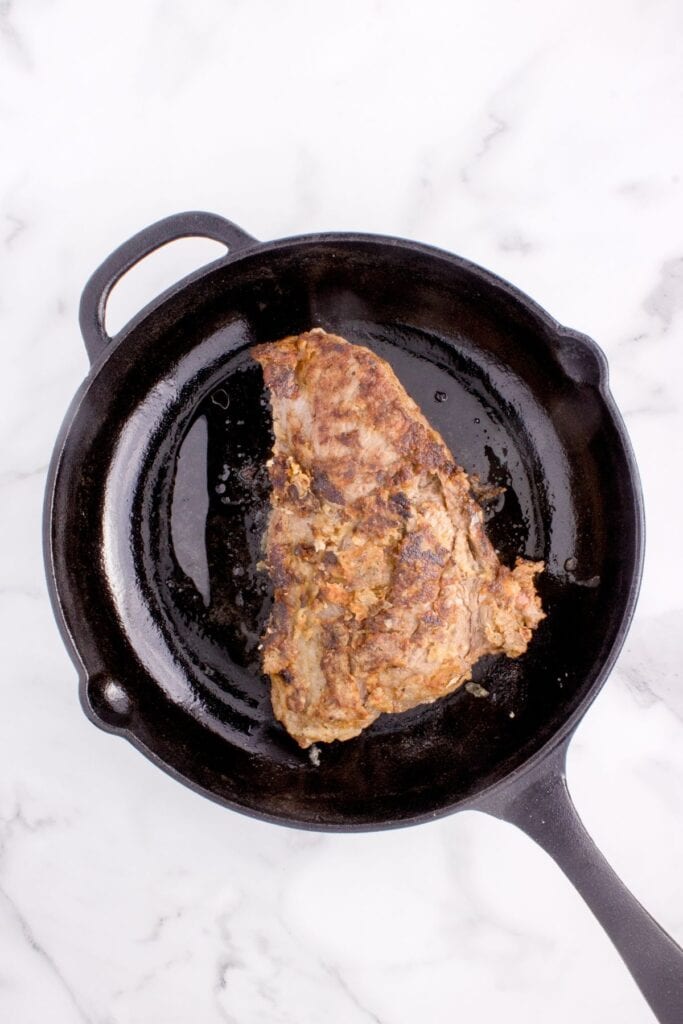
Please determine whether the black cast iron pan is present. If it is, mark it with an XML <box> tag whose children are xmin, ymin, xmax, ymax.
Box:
<box><xmin>45</xmin><ymin>212</ymin><xmax>682</xmax><ymax>1020</ymax></box>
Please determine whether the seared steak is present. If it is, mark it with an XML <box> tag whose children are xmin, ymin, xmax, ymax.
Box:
<box><xmin>252</xmin><ymin>329</ymin><xmax>544</xmax><ymax>748</ymax></box>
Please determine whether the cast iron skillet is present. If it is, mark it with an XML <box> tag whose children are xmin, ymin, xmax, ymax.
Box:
<box><xmin>45</xmin><ymin>212</ymin><xmax>682</xmax><ymax>1020</ymax></box>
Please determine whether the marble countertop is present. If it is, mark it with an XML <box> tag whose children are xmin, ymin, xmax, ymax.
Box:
<box><xmin>2</xmin><ymin>1</ymin><xmax>682</xmax><ymax>1021</ymax></box>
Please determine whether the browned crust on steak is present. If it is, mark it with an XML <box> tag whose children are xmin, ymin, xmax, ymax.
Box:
<box><xmin>252</xmin><ymin>329</ymin><xmax>545</xmax><ymax>748</ymax></box>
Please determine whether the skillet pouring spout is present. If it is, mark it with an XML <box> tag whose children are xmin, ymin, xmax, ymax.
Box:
<box><xmin>479</xmin><ymin>740</ymin><xmax>683</xmax><ymax>1023</ymax></box>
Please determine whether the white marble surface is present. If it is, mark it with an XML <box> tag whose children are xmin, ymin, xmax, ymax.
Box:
<box><xmin>2</xmin><ymin>1</ymin><xmax>683</xmax><ymax>1021</ymax></box>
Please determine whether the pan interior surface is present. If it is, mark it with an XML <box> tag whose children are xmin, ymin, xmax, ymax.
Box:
<box><xmin>55</xmin><ymin>240</ymin><xmax>641</xmax><ymax>827</ymax></box>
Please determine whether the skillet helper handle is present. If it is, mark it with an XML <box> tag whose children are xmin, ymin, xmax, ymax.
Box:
<box><xmin>79</xmin><ymin>211</ymin><xmax>257</xmax><ymax>364</ymax></box>
<box><xmin>483</xmin><ymin>743</ymin><xmax>683</xmax><ymax>1023</ymax></box>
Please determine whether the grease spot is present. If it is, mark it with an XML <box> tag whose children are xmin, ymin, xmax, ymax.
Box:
<box><xmin>211</xmin><ymin>389</ymin><xmax>230</xmax><ymax>410</ymax></box>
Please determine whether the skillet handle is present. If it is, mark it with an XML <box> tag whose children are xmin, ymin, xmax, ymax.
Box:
<box><xmin>79</xmin><ymin>211</ymin><xmax>257</xmax><ymax>364</ymax></box>
<box><xmin>480</xmin><ymin>741</ymin><xmax>683</xmax><ymax>1023</ymax></box>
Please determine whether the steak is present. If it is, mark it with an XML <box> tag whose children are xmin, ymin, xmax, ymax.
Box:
<box><xmin>252</xmin><ymin>329</ymin><xmax>544</xmax><ymax>748</ymax></box>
